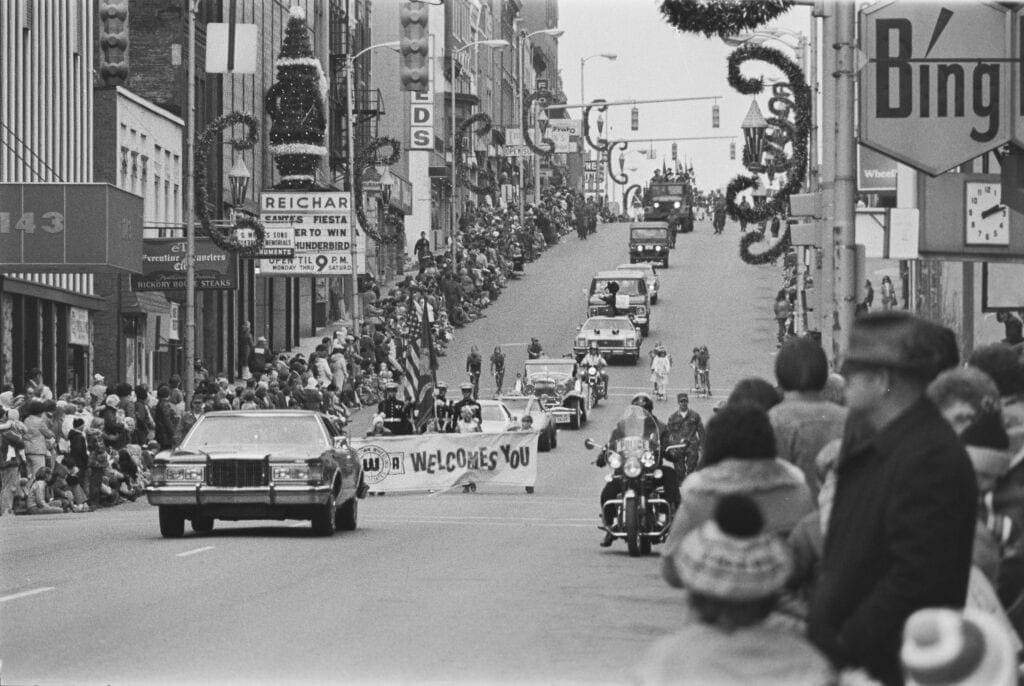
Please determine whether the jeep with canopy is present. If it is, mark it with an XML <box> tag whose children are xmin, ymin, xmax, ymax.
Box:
<box><xmin>628</xmin><ymin>223</ymin><xmax>671</xmax><ymax>268</ymax></box>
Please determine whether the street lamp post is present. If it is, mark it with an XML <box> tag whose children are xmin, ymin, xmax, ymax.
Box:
<box><xmin>345</xmin><ymin>40</ymin><xmax>399</xmax><ymax>339</ymax></box>
<box><xmin>580</xmin><ymin>53</ymin><xmax>615</xmax><ymax>203</ymax></box>
<box><xmin>449</xmin><ymin>39</ymin><xmax>510</xmax><ymax>270</ymax></box>
<box><xmin>518</xmin><ymin>28</ymin><xmax>564</xmax><ymax>227</ymax></box>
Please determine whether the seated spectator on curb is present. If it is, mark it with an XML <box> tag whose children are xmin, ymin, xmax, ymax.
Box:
<box><xmin>26</xmin><ymin>467</ymin><xmax>65</xmax><ymax>514</ymax></box>
<box><xmin>638</xmin><ymin>496</ymin><xmax>833</xmax><ymax>686</ymax></box>
<box><xmin>660</xmin><ymin>403</ymin><xmax>813</xmax><ymax>588</ymax></box>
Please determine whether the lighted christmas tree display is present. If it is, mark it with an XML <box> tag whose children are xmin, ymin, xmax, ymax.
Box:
<box><xmin>264</xmin><ymin>5</ymin><xmax>328</xmax><ymax>188</ymax></box>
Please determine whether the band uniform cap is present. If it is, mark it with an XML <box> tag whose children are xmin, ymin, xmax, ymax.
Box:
<box><xmin>460</xmin><ymin>382</ymin><xmax>474</xmax><ymax>391</ymax></box>
<box><xmin>840</xmin><ymin>312</ymin><xmax>945</xmax><ymax>380</ymax></box>
<box><xmin>385</xmin><ymin>381</ymin><xmax>399</xmax><ymax>390</ymax></box>
<box><xmin>677</xmin><ymin>392</ymin><xmax>689</xmax><ymax>402</ymax></box>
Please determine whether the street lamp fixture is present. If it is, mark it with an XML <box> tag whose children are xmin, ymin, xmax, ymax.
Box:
<box><xmin>580</xmin><ymin>52</ymin><xmax>617</xmax><ymax>104</ymax></box>
<box><xmin>741</xmin><ymin>99</ymin><xmax>769</xmax><ymax>173</ymax></box>
<box><xmin>227</xmin><ymin>155</ymin><xmax>251</xmax><ymax>207</ymax></box>
<box><xmin>450</xmin><ymin>39</ymin><xmax>510</xmax><ymax>268</ymax></box>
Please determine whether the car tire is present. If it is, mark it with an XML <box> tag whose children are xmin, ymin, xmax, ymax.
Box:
<box><xmin>631</xmin><ymin>354</ymin><xmax>640</xmax><ymax>366</ymax></box>
<box><xmin>525</xmin><ymin>486</ymin><xmax>534</xmax><ymax>494</ymax></box>
<box><xmin>312</xmin><ymin>490</ymin><xmax>337</xmax><ymax>536</ymax></box>
<box><xmin>651</xmin><ymin>294</ymin><xmax>658</xmax><ymax>305</ymax></box>
<box><xmin>336</xmin><ymin>497</ymin><xmax>358</xmax><ymax>531</ymax></box>
<box><xmin>550</xmin><ymin>429</ymin><xmax>557</xmax><ymax>449</ymax></box>
<box><xmin>663</xmin><ymin>256</ymin><xmax>669</xmax><ymax>268</ymax></box>
<box><xmin>159</xmin><ymin>507</ymin><xmax>185</xmax><ymax>538</ymax></box>
<box><xmin>568</xmin><ymin>403</ymin><xmax>581</xmax><ymax>430</ymax></box>
<box><xmin>641</xmin><ymin>324</ymin><xmax>650</xmax><ymax>337</ymax></box>
<box><xmin>539</xmin><ymin>430</ymin><xmax>551</xmax><ymax>452</ymax></box>
<box><xmin>191</xmin><ymin>517</ymin><xmax>214</xmax><ymax>534</ymax></box>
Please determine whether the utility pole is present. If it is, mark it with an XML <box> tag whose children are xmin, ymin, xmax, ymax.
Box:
<box><xmin>184</xmin><ymin>0</ymin><xmax>197</xmax><ymax>402</ymax></box>
<box><xmin>818</xmin><ymin>3</ymin><xmax>837</xmax><ymax>364</ymax></box>
<box><xmin>835</xmin><ymin>0</ymin><xmax>858</xmax><ymax>355</ymax></box>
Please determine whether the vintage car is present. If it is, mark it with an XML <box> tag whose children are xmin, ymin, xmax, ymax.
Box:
<box><xmin>616</xmin><ymin>262</ymin><xmax>660</xmax><ymax>305</ymax></box>
<box><xmin>476</xmin><ymin>399</ymin><xmax>516</xmax><ymax>433</ymax></box>
<box><xmin>146</xmin><ymin>410</ymin><xmax>365</xmax><ymax>538</ymax></box>
<box><xmin>522</xmin><ymin>358</ymin><xmax>588</xmax><ymax>430</ymax></box>
<box><xmin>588</xmin><ymin>269</ymin><xmax>651</xmax><ymax>336</ymax></box>
<box><xmin>644</xmin><ymin>179</ymin><xmax>696</xmax><ymax>239</ymax></box>
<box><xmin>574</xmin><ymin>316</ymin><xmax>642</xmax><ymax>365</ymax></box>
<box><xmin>499</xmin><ymin>394</ymin><xmax>558</xmax><ymax>451</ymax></box>
<box><xmin>628</xmin><ymin>223</ymin><xmax>672</xmax><ymax>268</ymax></box>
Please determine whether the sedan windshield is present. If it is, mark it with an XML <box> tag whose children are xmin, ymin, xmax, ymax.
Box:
<box><xmin>585</xmin><ymin>318</ymin><xmax>632</xmax><ymax>331</ymax></box>
<box><xmin>480</xmin><ymin>405</ymin><xmax>507</xmax><ymax>423</ymax></box>
<box><xmin>181</xmin><ymin>415</ymin><xmax>325</xmax><ymax>452</ymax></box>
<box><xmin>591</xmin><ymin>279</ymin><xmax>643</xmax><ymax>295</ymax></box>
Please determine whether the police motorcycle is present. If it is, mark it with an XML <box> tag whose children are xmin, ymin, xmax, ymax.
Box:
<box><xmin>585</xmin><ymin>405</ymin><xmax>674</xmax><ymax>557</ymax></box>
<box><xmin>583</xmin><ymin>364</ymin><xmax>606</xmax><ymax>409</ymax></box>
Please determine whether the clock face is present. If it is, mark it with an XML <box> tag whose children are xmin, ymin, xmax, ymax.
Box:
<box><xmin>965</xmin><ymin>182</ymin><xmax>1008</xmax><ymax>247</ymax></box>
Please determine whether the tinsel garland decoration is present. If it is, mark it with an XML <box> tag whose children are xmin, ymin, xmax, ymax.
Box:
<box><xmin>605</xmin><ymin>140</ymin><xmax>630</xmax><ymax>185</ymax></box>
<box><xmin>659</xmin><ymin>0</ymin><xmax>794</xmax><ymax>38</ymax></box>
<box><xmin>194</xmin><ymin>111</ymin><xmax>266</xmax><ymax>256</ymax></box>
<box><xmin>738</xmin><ymin>223</ymin><xmax>792</xmax><ymax>265</ymax></box>
<box><xmin>456</xmin><ymin>113</ymin><xmax>497</xmax><ymax>194</ymax></box>
<box><xmin>522</xmin><ymin>90</ymin><xmax>555</xmax><ymax>156</ymax></box>
<box><xmin>724</xmin><ymin>44</ymin><xmax>810</xmax><ymax>230</ymax></box>
<box><xmin>352</xmin><ymin>136</ymin><xmax>403</xmax><ymax>243</ymax></box>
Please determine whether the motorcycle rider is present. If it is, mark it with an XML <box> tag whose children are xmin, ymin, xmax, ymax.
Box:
<box><xmin>450</xmin><ymin>382</ymin><xmax>482</xmax><ymax>424</ymax></box>
<box><xmin>580</xmin><ymin>343</ymin><xmax>609</xmax><ymax>400</ymax></box>
<box><xmin>596</xmin><ymin>392</ymin><xmax>682</xmax><ymax>547</ymax></box>
<box><xmin>527</xmin><ymin>337</ymin><xmax>543</xmax><ymax>360</ymax></box>
<box><xmin>377</xmin><ymin>382</ymin><xmax>412</xmax><ymax>435</ymax></box>
<box><xmin>665</xmin><ymin>392</ymin><xmax>705</xmax><ymax>478</ymax></box>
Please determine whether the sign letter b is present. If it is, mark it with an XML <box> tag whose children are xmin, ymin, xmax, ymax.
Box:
<box><xmin>877</xmin><ymin>18</ymin><xmax>912</xmax><ymax>118</ymax></box>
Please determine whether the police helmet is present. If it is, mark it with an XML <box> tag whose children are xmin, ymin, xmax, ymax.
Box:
<box><xmin>630</xmin><ymin>392</ymin><xmax>654</xmax><ymax>414</ymax></box>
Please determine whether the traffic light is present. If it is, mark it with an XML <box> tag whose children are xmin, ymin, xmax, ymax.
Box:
<box><xmin>712</xmin><ymin>104</ymin><xmax>720</xmax><ymax>128</ymax></box>
<box><xmin>630</xmin><ymin>106</ymin><xmax>638</xmax><ymax>131</ymax></box>
<box><xmin>399</xmin><ymin>1</ymin><xmax>429</xmax><ymax>93</ymax></box>
<box><xmin>671</xmin><ymin>142</ymin><xmax>677</xmax><ymax>161</ymax></box>
<box><xmin>729</xmin><ymin>142</ymin><xmax>736</xmax><ymax>160</ymax></box>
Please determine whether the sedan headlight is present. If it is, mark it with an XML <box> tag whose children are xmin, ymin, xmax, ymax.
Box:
<box><xmin>640</xmin><ymin>450</ymin><xmax>657</xmax><ymax>468</ymax></box>
<box><xmin>153</xmin><ymin>464</ymin><xmax>205</xmax><ymax>484</ymax></box>
<box><xmin>576</xmin><ymin>336</ymin><xmax>586</xmax><ymax>346</ymax></box>
<box><xmin>653</xmin><ymin>202</ymin><xmax>660</xmax><ymax>208</ymax></box>
<box><xmin>607</xmin><ymin>451</ymin><xmax>623</xmax><ymax>470</ymax></box>
<box><xmin>623</xmin><ymin>457</ymin><xmax>642</xmax><ymax>478</ymax></box>
<box><xmin>272</xmin><ymin>463</ymin><xmax>324</xmax><ymax>482</ymax></box>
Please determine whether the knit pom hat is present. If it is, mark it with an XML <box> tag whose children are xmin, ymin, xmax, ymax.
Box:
<box><xmin>963</xmin><ymin>411</ymin><xmax>1011</xmax><ymax>481</ymax></box>
<box><xmin>676</xmin><ymin>495</ymin><xmax>793</xmax><ymax>601</ymax></box>
<box><xmin>902</xmin><ymin>608</ymin><xmax>1018</xmax><ymax>686</ymax></box>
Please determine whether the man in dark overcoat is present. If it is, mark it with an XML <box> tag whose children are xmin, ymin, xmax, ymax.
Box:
<box><xmin>807</xmin><ymin>312</ymin><xmax>977</xmax><ymax>684</ymax></box>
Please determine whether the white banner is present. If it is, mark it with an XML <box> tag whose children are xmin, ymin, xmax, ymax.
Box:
<box><xmin>350</xmin><ymin>431</ymin><xmax>539</xmax><ymax>494</ymax></box>
<box><xmin>258</xmin><ymin>191</ymin><xmax>365</xmax><ymax>275</ymax></box>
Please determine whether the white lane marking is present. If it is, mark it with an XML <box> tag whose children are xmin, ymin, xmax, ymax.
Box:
<box><xmin>175</xmin><ymin>546</ymin><xmax>215</xmax><ymax>558</ymax></box>
<box><xmin>0</xmin><ymin>587</ymin><xmax>54</xmax><ymax>603</ymax></box>
<box><xmin>373</xmin><ymin>518</ymin><xmax>594</xmax><ymax>529</ymax></box>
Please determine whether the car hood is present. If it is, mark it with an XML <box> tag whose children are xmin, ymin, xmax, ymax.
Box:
<box><xmin>589</xmin><ymin>294</ymin><xmax>642</xmax><ymax>304</ymax></box>
<box><xmin>166</xmin><ymin>448</ymin><xmax>327</xmax><ymax>462</ymax></box>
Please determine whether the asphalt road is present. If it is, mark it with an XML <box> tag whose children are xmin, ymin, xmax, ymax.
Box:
<box><xmin>0</xmin><ymin>217</ymin><xmax>781</xmax><ymax>686</ymax></box>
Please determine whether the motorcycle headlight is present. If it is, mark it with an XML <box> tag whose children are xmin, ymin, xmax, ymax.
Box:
<box><xmin>653</xmin><ymin>469</ymin><xmax>663</xmax><ymax>479</ymax></box>
<box><xmin>673</xmin><ymin>201</ymin><xmax>681</xmax><ymax>209</ymax></box>
<box><xmin>623</xmin><ymin>457</ymin><xmax>642</xmax><ymax>478</ymax></box>
<box><xmin>158</xmin><ymin>465</ymin><xmax>205</xmax><ymax>483</ymax></box>
<box><xmin>607</xmin><ymin>451</ymin><xmax>623</xmax><ymax>470</ymax></box>
<box><xmin>653</xmin><ymin>202</ymin><xmax>660</xmax><ymax>208</ymax></box>
<box><xmin>641</xmin><ymin>451</ymin><xmax>657</xmax><ymax>468</ymax></box>
<box><xmin>588</xmin><ymin>366</ymin><xmax>597</xmax><ymax>375</ymax></box>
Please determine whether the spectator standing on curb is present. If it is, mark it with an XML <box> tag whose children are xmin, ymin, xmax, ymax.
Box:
<box><xmin>773</xmin><ymin>289</ymin><xmax>794</xmax><ymax>345</ymax></box>
<box><xmin>808</xmin><ymin>312</ymin><xmax>977</xmax><ymax>683</ymax></box>
<box><xmin>238</xmin><ymin>321</ymin><xmax>254</xmax><ymax>380</ymax></box>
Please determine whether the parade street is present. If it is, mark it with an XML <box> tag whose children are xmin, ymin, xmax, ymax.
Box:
<box><xmin>0</xmin><ymin>218</ymin><xmax>780</xmax><ymax>685</ymax></box>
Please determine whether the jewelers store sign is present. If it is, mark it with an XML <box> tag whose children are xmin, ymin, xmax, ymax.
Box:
<box><xmin>131</xmin><ymin>237</ymin><xmax>237</xmax><ymax>291</ymax></box>
<box><xmin>258</xmin><ymin>191</ymin><xmax>366</xmax><ymax>275</ymax></box>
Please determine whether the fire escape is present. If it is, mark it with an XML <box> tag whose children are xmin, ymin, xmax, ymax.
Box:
<box><xmin>328</xmin><ymin>0</ymin><xmax>384</xmax><ymax>185</ymax></box>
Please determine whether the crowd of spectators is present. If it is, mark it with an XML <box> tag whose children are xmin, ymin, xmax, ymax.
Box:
<box><xmin>645</xmin><ymin>312</ymin><xmax>1024</xmax><ymax>684</ymax></box>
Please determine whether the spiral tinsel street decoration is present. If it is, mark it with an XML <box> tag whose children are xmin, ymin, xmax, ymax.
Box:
<box><xmin>623</xmin><ymin>183</ymin><xmax>642</xmax><ymax>211</ymax></box>
<box><xmin>353</xmin><ymin>135</ymin><xmax>402</xmax><ymax>243</ymax></box>
<box><xmin>724</xmin><ymin>44</ymin><xmax>810</xmax><ymax>239</ymax></box>
<box><xmin>523</xmin><ymin>90</ymin><xmax>555</xmax><ymax>156</ymax></box>
<box><xmin>605</xmin><ymin>140</ymin><xmax>630</xmax><ymax>186</ymax></box>
<box><xmin>582</xmin><ymin>99</ymin><xmax>610</xmax><ymax>153</ymax></box>
<box><xmin>194</xmin><ymin>111</ymin><xmax>266</xmax><ymax>257</ymax></box>
<box><xmin>739</xmin><ymin>224</ymin><xmax>792</xmax><ymax>265</ymax></box>
<box><xmin>659</xmin><ymin>0</ymin><xmax>794</xmax><ymax>38</ymax></box>
<box><xmin>456</xmin><ymin>113</ymin><xmax>497</xmax><ymax>195</ymax></box>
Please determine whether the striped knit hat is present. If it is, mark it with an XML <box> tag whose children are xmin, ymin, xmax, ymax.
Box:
<box><xmin>902</xmin><ymin>608</ymin><xmax>1018</xmax><ymax>686</ymax></box>
<box><xmin>677</xmin><ymin>495</ymin><xmax>793</xmax><ymax>601</ymax></box>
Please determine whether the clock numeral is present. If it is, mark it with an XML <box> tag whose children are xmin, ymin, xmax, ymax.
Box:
<box><xmin>972</xmin><ymin>197</ymin><xmax>978</xmax><ymax>204</ymax></box>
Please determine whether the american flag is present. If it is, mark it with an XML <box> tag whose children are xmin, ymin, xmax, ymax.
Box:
<box><xmin>402</xmin><ymin>301</ymin><xmax>437</xmax><ymax>432</ymax></box>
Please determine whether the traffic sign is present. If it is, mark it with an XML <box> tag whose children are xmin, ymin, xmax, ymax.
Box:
<box><xmin>859</xmin><ymin>0</ymin><xmax>1013</xmax><ymax>176</ymax></box>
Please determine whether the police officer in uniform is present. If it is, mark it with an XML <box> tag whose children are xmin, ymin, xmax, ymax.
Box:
<box><xmin>377</xmin><ymin>382</ymin><xmax>412</xmax><ymax>435</ymax></box>
<box><xmin>450</xmin><ymin>382</ymin><xmax>482</xmax><ymax>425</ymax></box>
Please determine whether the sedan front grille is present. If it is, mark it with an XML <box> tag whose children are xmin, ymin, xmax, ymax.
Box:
<box><xmin>207</xmin><ymin>460</ymin><xmax>268</xmax><ymax>488</ymax></box>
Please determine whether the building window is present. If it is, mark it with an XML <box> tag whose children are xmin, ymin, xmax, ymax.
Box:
<box><xmin>153</xmin><ymin>174</ymin><xmax>161</xmax><ymax>225</ymax></box>
<box><xmin>120</xmin><ymin>147</ymin><xmax>129</xmax><ymax>187</ymax></box>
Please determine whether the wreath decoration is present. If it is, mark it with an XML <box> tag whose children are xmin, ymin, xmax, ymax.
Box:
<box><xmin>523</xmin><ymin>90</ymin><xmax>555</xmax><ymax>156</ymax></box>
<box><xmin>659</xmin><ymin>0</ymin><xmax>794</xmax><ymax>38</ymax></box>
<box><xmin>194</xmin><ymin>111</ymin><xmax>266</xmax><ymax>257</ymax></box>
<box><xmin>353</xmin><ymin>135</ymin><xmax>402</xmax><ymax>243</ymax></box>
<box><xmin>582</xmin><ymin>99</ymin><xmax>610</xmax><ymax>153</ymax></box>
<box><xmin>739</xmin><ymin>223</ymin><xmax>792</xmax><ymax>265</ymax></box>
<box><xmin>722</xmin><ymin>44</ymin><xmax>810</xmax><ymax>255</ymax></box>
<box><xmin>456</xmin><ymin>113</ymin><xmax>497</xmax><ymax>195</ymax></box>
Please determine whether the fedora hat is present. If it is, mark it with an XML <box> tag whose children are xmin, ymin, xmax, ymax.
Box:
<box><xmin>841</xmin><ymin>312</ymin><xmax>947</xmax><ymax>380</ymax></box>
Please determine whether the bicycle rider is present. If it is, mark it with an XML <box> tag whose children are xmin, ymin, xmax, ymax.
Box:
<box><xmin>689</xmin><ymin>345</ymin><xmax>711</xmax><ymax>396</ymax></box>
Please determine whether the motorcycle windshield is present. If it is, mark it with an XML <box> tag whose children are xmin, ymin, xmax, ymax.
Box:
<box><xmin>613</xmin><ymin>406</ymin><xmax>660</xmax><ymax>458</ymax></box>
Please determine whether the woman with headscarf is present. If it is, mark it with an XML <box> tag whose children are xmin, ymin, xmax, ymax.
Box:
<box><xmin>23</xmin><ymin>399</ymin><xmax>56</xmax><ymax>476</ymax></box>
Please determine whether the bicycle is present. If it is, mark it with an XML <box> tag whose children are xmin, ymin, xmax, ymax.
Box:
<box><xmin>690</xmin><ymin>364</ymin><xmax>711</xmax><ymax>399</ymax></box>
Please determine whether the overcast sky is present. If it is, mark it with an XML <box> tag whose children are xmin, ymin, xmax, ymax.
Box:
<box><xmin>556</xmin><ymin>0</ymin><xmax>812</xmax><ymax>191</ymax></box>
